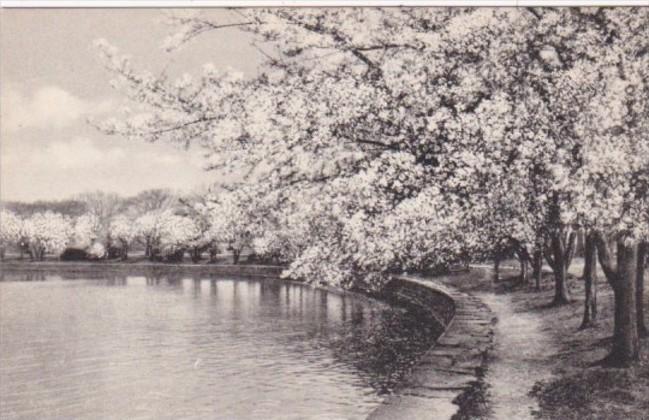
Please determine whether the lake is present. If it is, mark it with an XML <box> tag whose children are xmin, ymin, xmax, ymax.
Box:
<box><xmin>0</xmin><ymin>270</ymin><xmax>442</xmax><ymax>419</ymax></box>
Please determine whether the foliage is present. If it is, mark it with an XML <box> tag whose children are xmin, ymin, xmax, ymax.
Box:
<box><xmin>23</xmin><ymin>211</ymin><xmax>73</xmax><ymax>259</ymax></box>
<box><xmin>87</xmin><ymin>241</ymin><xmax>107</xmax><ymax>259</ymax></box>
<box><xmin>0</xmin><ymin>210</ymin><xmax>23</xmax><ymax>248</ymax></box>
<box><xmin>158</xmin><ymin>213</ymin><xmax>202</xmax><ymax>255</ymax></box>
<box><xmin>73</xmin><ymin>212</ymin><xmax>102</xmax><ymax>249</ymax></box>
<box><xmin>109</xmin><ymin>214</ymin><xmax>139</xmax><ymax>248</ymax></box>
<box><xmin>134</xmin><ymin>209</ymin><xmax>167</xmax><ymax>252</ymax></box>
<box><xmin>204</xmin><ymin>189</ymin><xmax>255</xmax><ymax>257</ymax></box>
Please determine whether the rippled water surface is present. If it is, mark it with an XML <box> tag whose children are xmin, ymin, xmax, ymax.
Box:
<box><xmin>0</xmin><ymin>270</ymin><xmax>441</xmax><ymax>419</ymax></box>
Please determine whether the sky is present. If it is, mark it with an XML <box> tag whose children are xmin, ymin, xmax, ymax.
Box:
<box><xmin>0</xmin><ymin>8</ymin><xmax>262</xmax><ymax>202</ymax></box>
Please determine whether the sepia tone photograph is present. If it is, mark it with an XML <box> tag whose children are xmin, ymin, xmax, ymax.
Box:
<box><xmin>0</xmin><ymin>3</ymin><xmax>648</xmax><ymax>419</ymax></box>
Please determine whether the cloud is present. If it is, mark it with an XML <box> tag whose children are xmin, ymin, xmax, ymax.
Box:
<box><xmin>1</xmin><ymin>85</ymin><xmax>113</xmax><ymax>132</ymax></box>
<box><xmin>1</xmin><ymin>137</ymin><xmax>127</xmax><ymax>180</ymax></box>
<box><xmin>0</xmin><ymin>135</ymin><xmax>207</xmax><ymax>202</ymax></box>
<box><xmin>30</xmin><ymin>137</ymin><xmax>126</xmax><ymax>170</ymax></box>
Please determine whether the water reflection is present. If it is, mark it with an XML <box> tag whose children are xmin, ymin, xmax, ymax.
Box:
<box><xmin>0</xmin><ymin>271</ymin><xmax>442</xmax><ymax>420</ymax></box>
<box><xmin>0</xmin><ymin>270</ymin><xmax>46</xmax><ymax>282</ymax></box>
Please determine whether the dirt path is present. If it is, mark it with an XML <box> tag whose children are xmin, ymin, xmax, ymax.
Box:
<box><xmin>476</xmin><ymin>290</ymin><xmax>559</xmax><ymax>420</ymax></box>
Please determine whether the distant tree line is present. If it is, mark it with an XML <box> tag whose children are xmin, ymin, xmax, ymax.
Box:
<box><xmin>0</xmin><ymin>188</ymin><xmax>256</xmax><ymax>265</ymax></box>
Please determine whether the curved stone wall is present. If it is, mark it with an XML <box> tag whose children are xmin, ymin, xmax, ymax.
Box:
<box><xmin>369</xmin><ymin>272</ymin><xmax>495</xmax><ymax>420</ymax></box>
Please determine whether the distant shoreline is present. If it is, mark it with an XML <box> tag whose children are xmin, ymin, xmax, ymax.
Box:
<box><xmin>0</xmin><ymin>259</ymin><xmax>285</xmax><ymax>279</ymax></box>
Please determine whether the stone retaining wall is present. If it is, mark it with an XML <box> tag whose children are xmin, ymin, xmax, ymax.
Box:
<box><xmin>369</xmin><ymin>271</ymin><xmax>495</xmax><ymax>420</ymax></box>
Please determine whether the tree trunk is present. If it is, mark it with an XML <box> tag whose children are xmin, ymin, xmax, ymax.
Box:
<box><xmin>532</xmin><ymin>249</ymin><xmax>543</xmax><ymax>291</ymax></box>
<box><xmin>595</xmin><ymin>234</ymin><xmax>640</xmax><ymax>367</ymax></box>
<box><xmin>638</xmin><ymin>242</ymin><xmax>647</xmax><ymax>337</ymax></box>
<box><xmin>149</xmin><ymin>246</ymin><xmax>159</xmax><ymax>262</ymax></box>
<box><xmin>0</xmin><ymin>247</ymin><xmax>5</xmax><ymax>261</ymax></box>
<box><xmin>580</xmin><ymin>232</ymin><xmax>598</xmax><ymax>329</ymax></box>
<box><xmin>233</xmin><ymin>249</ymin><xmax>240</xmax><ymax>265</ymax></box>
<box><xmin>576</xmin><ymin>229</ymin><xmax>585</xmax><ymax>258</ymax></box>
<box><xmin>520</xmin><ymin>257</ymin><xmax>529</xmax><ymax>284</ymax></box>
<box><xmin>546</xmin><ymin>230</ymin><xmax>574</xmax><ymax>305</ymax></box>
<box><xmin>553</xmin><ymin>264</ymin><xmax>571</xmax><ymax>305</ymax></box>
<box><xmin>494</xmin><ymin>255</ymin><xmax>501</xmax><ymax>282</ymax></box>
<box><xmin>191</xmin><ymin>247</ymin><xmax>202</xmax><ymax>263</ymax></box>
<box><xmin>565</xmin><ymin>232</ymin><xmax>577</xmax><ymax>273</ymax></box>
<box><xmin>609</xmin><ymin>241</ymin><xmax>640</xmax><ymax>366</ymax></box>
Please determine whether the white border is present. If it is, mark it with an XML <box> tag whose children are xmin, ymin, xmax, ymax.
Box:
<box><xmin>1</xmin><ymin>0</ymin><xmax>648</xmax><ymax>7</ymax></box>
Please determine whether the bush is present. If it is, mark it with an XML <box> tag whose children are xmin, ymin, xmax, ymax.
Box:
<box><xmin>106</xmin><ymin>246</ymin><xmax>123</xmax><ymax>260</ymax></box>
<box><xmin>164</xmin><ymin>249</ymin><xmax>185</xmax><ymax>263</ymax></box>
<box><xmin>60</xmin><ymin>248</ymin><xmax>89</xmax><ymax>261</ymax></box>
<box><xmin>87</xmin><ymin>242</ymin><xmax>106</xmax><ymax>260</ymax></box>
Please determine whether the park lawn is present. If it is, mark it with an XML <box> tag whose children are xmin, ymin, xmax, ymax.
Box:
<box><xmin>500</xmin><ymin>265</ymin><xmax>649</xmax><ymax>420</ymax></box>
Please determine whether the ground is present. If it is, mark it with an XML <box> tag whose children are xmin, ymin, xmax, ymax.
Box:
<box><xmin>467</xmin><ymin>260</ymin><xmax>649</xmax><ymax>420</ymax></box>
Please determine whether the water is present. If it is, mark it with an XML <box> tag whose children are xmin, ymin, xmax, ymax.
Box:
<box><xmin>0</xmin><ymin>270</ymin><xmax>442</xmax><ymax>420</ymax></box>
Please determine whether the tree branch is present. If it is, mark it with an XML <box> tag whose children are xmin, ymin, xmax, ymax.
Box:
<box><xmin>544</xmin><ymin>243</ymin><xmax>557</xmax><ymax>272</ymax></box>
<box><xmin>353</xmin><ymin>138</ymin><xmax>401</xmax><ymax>151</ymax></box>
<box><xmin>594</xmin><ymin>231</ymin><xmax>617</xmax><ymax>284</ymax></box>
<box><xmin>564</xmin><ymin>230</ymin><xmax>577</xmax><ymax>268</ymax></box>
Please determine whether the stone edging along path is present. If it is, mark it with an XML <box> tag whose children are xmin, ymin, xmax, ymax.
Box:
<box><xmin>369</xmin><ymin>270</ymin><xmax>496</xmax><ymax>420</ymax></box>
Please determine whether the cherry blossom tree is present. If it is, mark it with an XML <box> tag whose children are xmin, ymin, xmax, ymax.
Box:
<box><xmin>0</xmin><ymin>210</ymin><xmax>23</xmax><ymax>260</ymax></box>
<box><xmin>23</xmin><ymin>212</ymin><xmax>73</xmax><ymax>261</ymax></box>
<box><xmin>178</xmin><ymin>192</ymin><xmax>223</xmax><ymax>262</ymax></box>
<box><xmin>572</xmin><ymin>10</ymin><xmax>649</xmax><ymax>364</ymax></box>
<box><xmin>204</xmin><ymin>190</ymin><xmax>256</xmax><ymax>265</ymax></box>
<box><xmin>158</xmin><ymin>213</ymin><xmax>202</xmax><ymax>262</ymax></box>
<box><xmin>77</xmin><ymin>191</ymin><xmax>124</xmax><ymax>247</ymax></box>
<box><xmin>109</xmin><ymin>215</ymin><xmax>139</xmax><ymax>260</ymax></box>
<box><xmin>134</xmin><ymin>210</ymin><xmax>167</xmax><ymax>260</ymax></box>
<box><xmin>73</xmin><ymin>212</ymin><xmax>102</xmax><ymax>249</ymax></box>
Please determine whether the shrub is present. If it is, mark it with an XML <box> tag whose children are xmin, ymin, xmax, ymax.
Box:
<box><xmin>60</xmin><ymin>248</ymin><xmax>89</xmax><ymax>261</ymax></box>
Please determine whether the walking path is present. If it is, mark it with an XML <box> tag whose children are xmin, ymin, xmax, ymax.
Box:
<box><xmin>369</xmin><ymin>268</ymin><xmax>560</xmax><ymax>419</ymax></box>
<box><xmin>476</xmin><ymin>290</ymin><xmax>558</xmax><ymax>420</ymax></box>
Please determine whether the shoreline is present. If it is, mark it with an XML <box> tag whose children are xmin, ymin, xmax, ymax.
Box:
<box><xmin>0</xmin><ymin>260</ymin><xmax>496</xmax><ymax>420</ymax></box>
<box><xmin>0</xmin><ymin>260</ymin><xmax>285</xmax><ymax>279</ymax></box>
<box><xmin>369</xmin><ymin>271</ymin><xmax>495</xmax><ymax>420</ymax></box>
